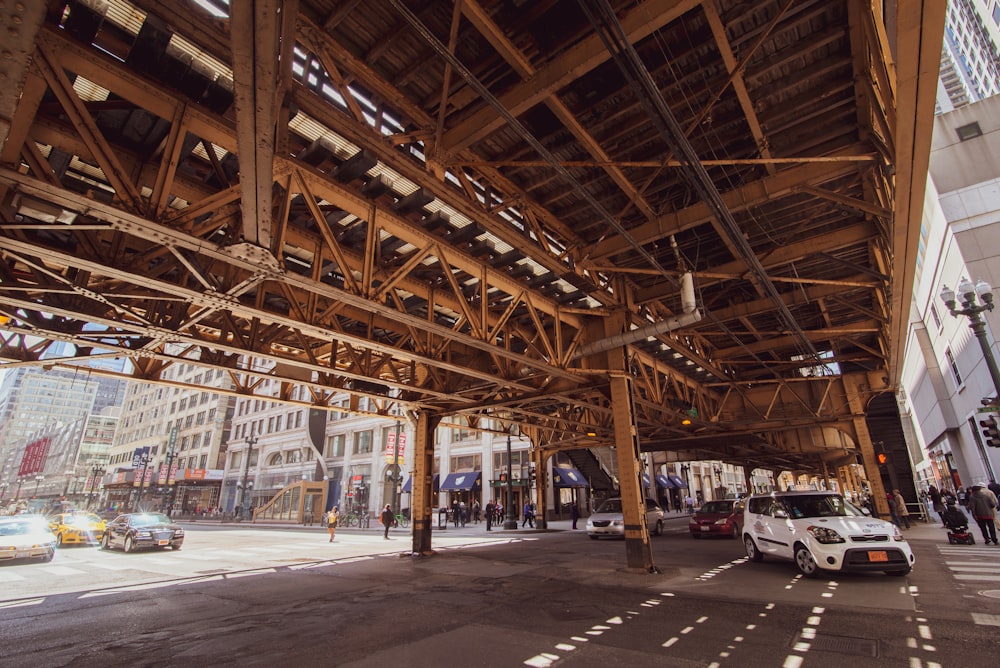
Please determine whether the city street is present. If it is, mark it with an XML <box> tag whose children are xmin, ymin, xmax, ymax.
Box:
<box><xmin>1</xmin><ymin>515</ymin><xmax>999</xmax><ymax>667</ymax></box>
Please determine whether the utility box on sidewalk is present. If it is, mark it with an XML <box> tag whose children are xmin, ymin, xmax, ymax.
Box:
<box><xmin>438</xmin><ymin>507</ymin><xmax>448</xmax><ymax>529</ymax></box>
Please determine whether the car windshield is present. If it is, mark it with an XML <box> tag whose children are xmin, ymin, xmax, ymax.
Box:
<box><xmin>595</xmin><ymin>499</ymin><xmax>624</xmax><ymax>514</ymax></box>
<box><xmin>0</xmin><ymin>518</ymin><xmax>49</xmax><ymax>536</ymax></box>
<box><xmin>130</xmin><ymin>513</ymin><xmax>172</xmax><ymax>527</ymax></box>
<box><xmin>784</xmin><ymin>494</ymin><xmax>863</xmax><ymax>519</ymax></box>
<box><xmin>700</xmin><ymin>501</ymin><xmax>733</xmax><ymax>514</ymax></box>
<box><xmin>65</xmin><ymin>513</ymin><xmax>102</xmax><ymax>526</ymax></box>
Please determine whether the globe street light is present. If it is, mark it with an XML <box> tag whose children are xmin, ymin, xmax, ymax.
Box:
<box><xmin>941</xmin><ymin>278</ymin><xmax>1000</xmax><ymax>395</ymax></box>
<box><xmin>34</xmin><ymin>475</ymin><xmax>45</xmax><ymax>496</ymax></box>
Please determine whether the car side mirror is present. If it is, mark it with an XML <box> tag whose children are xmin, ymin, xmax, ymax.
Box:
<box><xmin>773</xmin><ymin>509</ymin><xmax>789</xmax><ymax>519</ymax></box>
<box><xmin>861</xmin><ymin>507</ymin><xmax>871</xmax><ymax>516</ymax></box>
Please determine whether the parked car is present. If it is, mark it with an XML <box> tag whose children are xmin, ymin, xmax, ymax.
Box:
<box><xmin>0</xmin><ymin>515</ymin><xmax>57</xmax><ymax>563</ymax></box>
<box><xmin>48</xmin><ymin>512</ymin><xmax>107</xmax><ymax>547</ymax></box>
<box><xmin>742</xmin><ymin>491</ymin><xmax>914</xmax><ymax>577</ymax></box>
<box><xmin>586</xmin><ymin>497</ymin><xmax>665</xmax><ymax>539</ymax></box>
<box><xmin>101</xmin><ymin>513</ymin><xmax>184</xmax><ymax>553</ymax></box>
<box><xmin>689</xmin><ymin>499</ymin><xmax>743</xmax><ymax>538</ymax></box>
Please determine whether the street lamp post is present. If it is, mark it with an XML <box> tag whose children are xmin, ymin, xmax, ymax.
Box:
<box><xmin>0</xmin><ymin>482</ymin><xmax>8</xmax><ymax>501</ymax></box>
<box><xmin>160</xmin><ymin>441</ymin><xmax>177</xmax><ymax>515</ymax></box>
<box><xmin>238</xmin><ymin>433</ymin><xmax>258</xmax><ymax>520</ymax></box>
<box><xmin>390</xmin><ymin>418</ymin><xmax>402</xmax><ymax>514</ymax></box>
<box><xmin>33</xmin><ymin>475</ymin><xmax>45</xmax><ymax>496</ymax></box>
<box><xmin>941</xmin><ymin>278</ymin><xmax>1000</xmax><ymax>394</ymax></box>
<box><xmin>504</xmin><ymin>428</ymin><xmax>517</xmax><ymax>530</ymax></box>
<box><xmin>680</xmin><ymin>464</ymin><xmax>691</xmax><ymax>508</ymax></box>
<box><xmin>15</xmin><ymin>478</ymin><xmax>24</xmax><ymax>499</ymax></box>
<box><xmin>88</xmin><ymin>464</ymin><xmax>106</xmax><ymax>509</ymax></box>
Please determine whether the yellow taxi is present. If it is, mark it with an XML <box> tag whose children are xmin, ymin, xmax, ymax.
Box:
<box><xmin>48</xmin><ymin>512</ymin><xmax>107</xmax><ymax>546</ymax></box>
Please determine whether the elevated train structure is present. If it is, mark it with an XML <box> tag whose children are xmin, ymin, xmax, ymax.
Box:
<box><xmin>0</xmin><ymin>1</ymin><xmax>944</xmax><ymax>569</ymax></box>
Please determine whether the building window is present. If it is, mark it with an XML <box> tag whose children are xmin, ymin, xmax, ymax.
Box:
<box><xmin>930</xmin><ymin>302</ymin><xmax>942</xmax><ymax>331</ymax></box>
<box><xmin>955</xmin><ymin>121</ymin><xmax>982</xmax><ymax>141</ymax></box>
<box><xmin>353</xmin><ymin>430</ymin><xmax>373</xmax><ymax>454</ymax></box>
<box><xmin>946</xmin><ymin>348</ymin><xmax>963</xmax><ymax>386</ymax></box>
<box><xmin>327</xmin><ymin>434</ymin><xmax>345</xmax><ymax>457</ymax></box>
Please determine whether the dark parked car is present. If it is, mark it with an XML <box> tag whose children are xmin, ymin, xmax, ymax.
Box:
<box><xmin>101</xmin><ymin>513</ymin><xmax>184</xmax><ymax>553</ymax></box>
<box><xmin>689</xmin><ymin>499</ymin><xmax>743</xmax><ymax>538</ymax></box>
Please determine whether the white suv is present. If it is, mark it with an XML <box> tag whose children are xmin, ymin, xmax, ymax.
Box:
<box><xmin>742</xmin><ymin>491</ymin><xmax>914</xmax><ymax>577</ymax></box>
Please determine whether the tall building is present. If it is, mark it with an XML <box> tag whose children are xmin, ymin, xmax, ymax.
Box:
<box><xmin>0</xmin><ymin>367</ymin><xmax>101</xmax><ymax>493</ymax></box>
<box><xmin>937</xmin><ymin>0</ymin><xmax>1000</xmax><ymax>113</ymax></box>
<box><xmin>900</xmin><ymin>94</ymin><xmax>1000</xmax><ymax>492</ymax></box>
<box><xmin>103</xmin><ymin>362</ymin><xmax>236</xmax><ymax>513</ymax></box>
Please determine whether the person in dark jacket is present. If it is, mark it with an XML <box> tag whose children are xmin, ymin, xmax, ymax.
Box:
<box><xmin>380</xmin><ymin>504</ymin><xmax>395</xmax><ymax>540</ymax></box>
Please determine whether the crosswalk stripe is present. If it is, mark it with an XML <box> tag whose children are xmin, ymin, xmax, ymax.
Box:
<box><xmin>0</xmin><ymin>571</ymin><xmax>24</xmax><ymax>581</ymax></box>
<box><xmin>37</xmin><ymin>565</ymin><xmax>86</xmax><ymax>575</ymax></box>
<box><xmin>954</xmin><ymin>574</ymin><xmax>1000</xmax><ymax>581</ymax></box>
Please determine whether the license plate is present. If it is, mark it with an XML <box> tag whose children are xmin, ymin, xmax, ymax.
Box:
<box><xmin>701</xmin><ymin>526</ymin><xmax>710</xmax><ymax>531</ymax></box>
<box><xmin>157</xmin><ymin>539</ymin><xmax>169</xmax><ymax>546</ymax></box>
<box><xmin>867</xmin><ymin>550</ymin><xmax>888</xmax><ymax>562</ymax></box>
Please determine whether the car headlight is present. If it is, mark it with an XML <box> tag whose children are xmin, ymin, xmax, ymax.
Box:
<box><xmin>137</xmin><ymin>531</ymin><xmax>152</xmax><ymax>538</ymax></box>
<box><xmin>806</xmin><ymin>525</ymin><xmax>845</xmax><ymax>544</ymax></box>
<box><xmin>714</xmin><ymin>518</ymin><xmax>730</xmax><ymax>526</ymax></box>
<box><xmin>174</xmin><ymin>529</ymin><xmax>184</xmax><ymax>537</ymax></box>
<box><xmin>892</xmin><ymin>525</ymin><xmax>905</xmax><ymax>541</ymax></box>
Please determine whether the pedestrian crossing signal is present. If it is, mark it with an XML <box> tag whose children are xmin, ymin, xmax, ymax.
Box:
<box><xmin>877</xmin><ymin>453</ymin><xmax>888</xmax><ymax>465</ymax></box>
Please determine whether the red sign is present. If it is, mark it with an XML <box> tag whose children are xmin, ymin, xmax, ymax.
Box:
<box><xmin>18</xmin><ymin>437</ymin><xmax>51</xmax><ymax>476</ymax></box>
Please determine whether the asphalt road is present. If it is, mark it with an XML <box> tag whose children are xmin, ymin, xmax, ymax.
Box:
<box><xmin>2</xmin><ymin>515</ymin><xmax>999</xmax><ymax>667</ymax></box>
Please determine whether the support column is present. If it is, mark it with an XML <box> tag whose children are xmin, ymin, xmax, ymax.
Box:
<box><xmin>846</xmin><ymin>375</ymin><xmax>889</xmax><ymax>515</ymax></box>
<box><xmin>610</xmin><ymin>371</ymin><xmax>657</xmax><ymax>572</ymax></box>
<box><xmin>411</xmin><ymin>411</ymin><xmax>440</xmax><ymax>555</ymax></box>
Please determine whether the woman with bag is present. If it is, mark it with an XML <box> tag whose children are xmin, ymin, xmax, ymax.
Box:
<box><xmin>326</xmin><ymin>506</ymin><xmax>339</xmax><ymax>542</ymax></box>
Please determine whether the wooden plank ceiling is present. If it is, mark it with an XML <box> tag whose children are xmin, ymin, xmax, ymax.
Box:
<box><xmin>0</xmin><ymin>0</ymin><xmax>941</xmax><ymax>471</ymax></box>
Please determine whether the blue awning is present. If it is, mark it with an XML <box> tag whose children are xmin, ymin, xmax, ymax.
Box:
<box><xmin>668</xmin><ymin>474</ymin><xmax>688</xmax><ymax>489</ymax></box>
<box><xmin>642</xmin><ymin>472</ymin><xmax>651</xmax><ymax>488</ymax></box>
<box><xmin>439</xmin><ymin>471</ymin><xmax>481</xmax><ymax>491</ymax></box>
<box><xmin>553</xmin><ymin>467</ymin><xmax>589</xmax><ymax>488</ymax></box>
<box><xmin>656</xmin><ymin>474</ymin><xmax>675</xmax><ymax>489</ymax></box>
<box><xmin>402</xmin><ymin>474</ymin><xmax>439</xmax><ymax>493</ymax></box>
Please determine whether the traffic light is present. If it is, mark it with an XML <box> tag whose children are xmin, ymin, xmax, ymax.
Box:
<box><xmin>877</xmin><ymin>453</ymin><xmax>888</xmax><ymax>466</ymax></box>
<box><xmin>499</xmin><ymin>472</ymin><xmax>507</xmax><ymax>482</ymax></box>
<box><xmin>981</xmin><ymin>416</ymin><xmax>1000</xmax><ymax>448</ymax></box>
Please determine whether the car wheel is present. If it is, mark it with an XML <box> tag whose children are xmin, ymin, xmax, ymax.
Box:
<box><xmin>794</xmin><ymin>544</ymin><xmax>820</xmax><ymax>577</ymax></box>
<box><xmin>101</xmin><ymin>533</ymin><xmax>111</xmax><ymax>550</ymax></box>
<box><xmin>123</xmin><ymin>536</ymin><xmax>134</xmax><ymax>553</ymax></box>
<box><xmin>652</xmin><ymin>520</ymin><xmax>663</xmax><ymax>536</ymax></box>
<box><xmin>56</xmin><ymin>534</ymin><xmax>64</xmax><ymax>547</ymax></box>
<box><xmin>744</xmin><ymin>535</ymin><xmax>763</xmax><ymax>562</ymax></box>
<box><xmin>730</xmin><ymin>524</ymin><xmax>740</xmax><ymax>539</ymax></box>
<box><xmin>173</xmin><ymin>544</ymin><xmax>182</xmax><ymax>551</ymax></box>
<box><xmin>41</xmin><ymin>550</ymin><xmax>54</xmax><ymax>563</ymax></box>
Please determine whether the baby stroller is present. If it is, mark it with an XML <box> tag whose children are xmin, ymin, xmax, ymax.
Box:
<box><xmin>942</xmin><ymin>503</ymin><xmax>975</xmax><ymax>545</ymax></box>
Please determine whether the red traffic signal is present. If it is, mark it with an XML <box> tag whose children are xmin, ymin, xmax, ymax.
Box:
<box><xmin>876</xmin><ymin>453</ymin><xmax>888</xmax><ymax>465</ymax></box>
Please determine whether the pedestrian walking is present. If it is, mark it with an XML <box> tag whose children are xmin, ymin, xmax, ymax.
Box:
<box><xmin>326</xmin><ymin>506</ymin><xmax>339</xmax><ymax>542</ymax></box>
<box><xmin>485</xmin><ymin>500</ymin><xmax>494</xmax><ymax>531</ymax></box>
<box><xmin>380</xmin><ymin>504</ymin><xmax>394</xmax><ymax>539</ymax></box>
<box><xmin>892</xmin><ymin>489</ymin><xmax>910</xmax><ymax>529</ymax></box>
<box><xmin>570</xmin><ymin>502</ymin><xmax>579</xmax><ymax>530</ymax></box>
<box><xmin>928</xmin><ymin>485</ymin><xmax>945</xmax><ymax>525</ymax></box>
<box><xmin>521</xmin><ymin>501</ymin><xmax>534</xmax><ymax>528</ymax></box>
<box><xmin>969</xmin><ymin>482</ymin><xmax>999</xmax><ymax>545</ymax></box>
<box><xmin>472</xmin><ymin>501</ymin><xmax>481</xmax><ymax>524</ymax></box>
